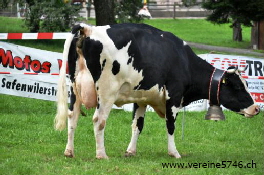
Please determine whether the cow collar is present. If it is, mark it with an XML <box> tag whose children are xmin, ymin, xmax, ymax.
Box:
<box><xmin>208</xmin><ymin>68</ymin><xmax>225</xmax><ymax>105</ymax></box>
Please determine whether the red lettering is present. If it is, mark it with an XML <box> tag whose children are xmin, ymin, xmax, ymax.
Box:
<box><xmin>23</xmin><ymin>55</ymin><xmax>31</xmax><ymax>71</ymax></box>
<box><xmin>231</xmin><ymin>58</ymin><xmax>238</xmax><ymax>67</ymax></box>
<box><xmin>251</xmin><ymin>92</ymin><xmax>264</xmax><ymax>103</ymax></box>
<box><xmin>221</xmin><ymin>58</ymin><xmax>232</xmax><ymax>69</ymax></box>
<box><xmin>0</xmin><ymin>49</ymin><xmax>14</xmax><ymax>68</ymax></box>
<box><xmin>0</xmin><ymin>48</ymin><xmax>54</xmax><ymax>74</ymax></box>
<box><xmin>31</xmin><ymin>60</ymin><xmax>41</xmax><ymax>73</ymax></box>
<box><xmin>238</xmin><ymin>59</ymin><xmax>247</xmax><ymax>75</ymax></box>
<box><xmin>41</xmin><ymin>62</ymin><xmax>51</xmax><ymax>73</ymax></box>
<box><xmin>210</xmin><ymin>57</ymin><xmax>220</xmax><ymax>66</ymax></box>
<box><xmin>14</xmin><ymin>56</ymin><xmax>24</xmax><ymax>70</ymax></box>
<box><xmin>57</xmin><ymin>59</ymin><xmax>69</xmax><ymax>74</ymax></box>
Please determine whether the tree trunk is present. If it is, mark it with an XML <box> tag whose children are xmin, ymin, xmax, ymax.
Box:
<box><xmin>232</xmin><ymin>21</ymin><xmax>242</xmax><ymax>42</ymax></box>
<box><xmin>259</xmin><ymin>20</ymin><xmax>264</xmax><ymax>50</ymax></box>
<box><xmin>94</xmin><ymin>0</ymin><xmax>116</xmax><ymax>26</ymax></box>
<box><xmin>251</xmin><ymin>21</ymin><xmax>259</xmax><ymax>49</ymax></box>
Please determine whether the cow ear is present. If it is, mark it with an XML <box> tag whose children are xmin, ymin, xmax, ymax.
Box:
<box><xmin>226</xmin><ymin>66</ymin><xmax>238</xmax><ymax>74</ymax></box>
<box><xmin>221</xmin><ymin>71</ymin><xmax>233</xmax><ymax>85</ymax></box>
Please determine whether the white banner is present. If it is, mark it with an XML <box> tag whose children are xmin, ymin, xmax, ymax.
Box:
<box><xmin>0</xmin><ymin>42</ymin><xmax>263</xmax><ymax>111</ymax></box>
<box><xmin>0</xmin><ymin>41</ymin><xmax>71</xmax><ymax>101</ymax></box>
<box><xmin>200</xmin><ymin>54</ymin><xmax>264</xmax><ymax>110</ymax></box>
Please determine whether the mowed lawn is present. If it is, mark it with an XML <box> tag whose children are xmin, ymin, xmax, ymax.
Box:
<box><xmin>144</xmin><ymin>19</ymin><xmax>252</xmax><ymax>49</ymax></box>
<box><xmin>0</xmin><ymin>16</ymin><xmax>254</xmax><ymax>53</ymax></box>
<box><xmin>0</xmin><ymin>16</ymin><xmax>263</xmax><ymax>174</ymax></box>
<box><xmin>0</xmin><ymin>94</ymin><xmax>263</xmax><ymax>175</ymax></box>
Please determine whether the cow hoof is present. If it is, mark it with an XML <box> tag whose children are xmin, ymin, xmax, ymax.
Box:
<box><xmin>64</xmin><ymin>149</ymin><xmax>74</xmax><ymax>158</ymax></box>
<box><xmin>168</xmin><ymin>152</ymin><xmax>181</xmax><ymax>158</ymax></box>
<box><xmin>96</xmin><ymin>154</ymin><xmax>109</xmax><ymax>159</ymax></box>
<box><xmin>124</xmin><ymin>151</ymin><xmax>136</xmax><ymax>157</ymax></box>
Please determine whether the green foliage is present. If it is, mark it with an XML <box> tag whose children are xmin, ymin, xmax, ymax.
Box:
<box><xmin>25</xmin><ymin>0</ymin><xmax>80</xmax><ymax>32</ymax></box>
<box><xmin>0</xmin><ymin>0</ymin><xmax>9</xmax><ymax>9</ymax></box>
<box><xmin>0</xmin><ymin>0</ymin><xmax>25</xmax><ymax>10</ymax></box>
<box><xmin>115</xmin><ymin>0</ymin><xmax>143</xmax><ymax>23</ymax></box>
<box><xmin>202</xmin><ymin>0</ymin><xmax>264</xmax><ymax>27</ymax></box>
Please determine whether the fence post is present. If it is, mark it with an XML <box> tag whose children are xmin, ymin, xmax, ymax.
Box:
<box><xmin>173</xmin><ymin>2</ymin><xmax>176</xmax><ymax>19</ymax></box>
<box><xmin>17</xmin><ymin>3</ymin><xmax>20</xmax><ymax>18</ymax></box>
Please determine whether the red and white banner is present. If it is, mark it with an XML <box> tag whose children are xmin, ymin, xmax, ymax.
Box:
<box><xmin>0</xmin><ymin>41</ymin><xmax>71</xmax><ymax>102</ymax></box>
<box><xmin>0</xmin><ymin>41</ymin><xmax>263</xmax><ymax>111</ymax></box>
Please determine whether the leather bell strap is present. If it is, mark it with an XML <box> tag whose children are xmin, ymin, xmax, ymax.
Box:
<box><xmin>209</xmin><ymin>68</ymin><xmax>225</xmax><ymax>105</ymax></box>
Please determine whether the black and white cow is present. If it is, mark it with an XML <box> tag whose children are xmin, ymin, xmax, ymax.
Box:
<box><xmin>55</xmin><ymin>23</ymin><xmax>260</xmax><ymax>159</ymax></box>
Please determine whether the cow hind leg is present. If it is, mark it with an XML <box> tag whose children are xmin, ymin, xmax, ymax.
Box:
<box><xmin>64</xmin><ymin>86</ymin><xmax>81</xmax><ymax>158</ymax></box>
<box><xmin>166</xmin><ymin>102</ymin><xmax>181</xmax><ymax>158</ymax></box>
<box><xmin>125</xmin><ymin>103</ymin><xmax>146</xmax><ymax>157</ymax></box>
<box><xmin>92</xmin><ymin>98</ymin><xmax>115</xmax><ymax>159</ymax></box>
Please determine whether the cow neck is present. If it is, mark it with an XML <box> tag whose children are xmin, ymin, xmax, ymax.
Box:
<box><xmin>182</xmin><ymin>63</ymin><xmax>213</xmax><ymax>106</ymax></box>
<box><xmin>208</xmin><ymin>68</ymin><xmax>225</xmax><ymax>106</ymax></box>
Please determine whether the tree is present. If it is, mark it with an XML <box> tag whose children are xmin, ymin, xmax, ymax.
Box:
<box><xmin>202</xmin><ymin>0</ymin><xmax>264</xmax><ymax>42</ymax></box>
<box><xmin>24</xmin><ymin>0</ymin><xmax>80</xmax><ymax>32</ymax></box>
<box><xmin>0</xmin><ymin>0</ymin><xmax>9</xmax><ymax>9</ymax></box>
<box><xmin>115</xmin><ymin>0</ymin><xmax>143</xmax><ymax>23</ymax></box>
<box><xmin>94</xmin><ymin>0</ymin><xmax>143</xmax><ymax>26</ymax></box>
<box><xmin>0</xmin><ymin>0</ymin><xmax>80</xmax><ymax>32</ymax></box>
<box><xmin>94</xmin><ymin>0</ymin><xmax>116</xmax><ymax>26</ymax></box>
<box><xmin>25</xmin><ymin>0</ymin><xmax>41</xmax><ymax>32</ymax></box>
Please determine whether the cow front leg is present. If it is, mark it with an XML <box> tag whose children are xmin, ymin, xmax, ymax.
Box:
<box><xmin>64</xmin><ymin>87</ymin><xmax>81</xmax><ymax>158</ymax></box>
<box><xmin>125</xmin><ymin>103</ymin><xmax>146</xmax><ymax>157</ymax></box>
<box><xmin>166</xmin><ymin>103</ymin><xmax>181</xmax><ymax>158</ymax></box>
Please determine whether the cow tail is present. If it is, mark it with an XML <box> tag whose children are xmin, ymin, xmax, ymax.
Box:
<box><xmin>54</xmin><ymin>32</ymin><xmax>75</xmax><ymax>131</ymax></box>
<box><xmin>54</xmin><ymin>24</ymin><xmax>90</xmax><ymax>131</ymax></box>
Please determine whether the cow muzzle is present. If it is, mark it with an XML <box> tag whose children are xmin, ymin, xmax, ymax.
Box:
<box><xmin>240</xmin><ymin>104</ymin><xmax>260</xmax><ymax>118</ymax></box>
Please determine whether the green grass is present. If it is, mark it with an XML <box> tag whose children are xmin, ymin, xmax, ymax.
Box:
<box><xmin>0</xmin><ymin>16</ymin><xmax>263</xmax><ymax>175</ymax></box>
<box><xmin>0</xmin><ymin>16</ymin><xmax>65</xmax><ymax>52</ymax></box>
<box><xmin>0</xmin><ymin>94</ymin><xmax>263</xmax><ymax>175</ymax></box>
<box><xmin>5</xmin><ymin>39</ymin><xmax>65</xmax><ymax>52</ymax></box>
<box><xmin>0</xmin><ymin>16</ymin><xmax>28</xmax><ymax>33</ymax></box>
<box><xmin>0</xmin><ymin>17</ymin><xmax>259</xmax><ymax>54</ymax></box>
<box><xmin>144</xmin><ymin>19</ymin><xmax>252</xmax><ymax>49</ymax></box>
<box><xmin>0</xmin><ymin>17</ymin><xmax>263</xmax><ymax>174</ymax></box>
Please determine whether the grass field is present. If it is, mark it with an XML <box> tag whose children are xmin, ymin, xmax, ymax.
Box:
<box><xmin>0</xmin><ymin>16</ymin><xmax>263</xmax><ymax>174</ymax></box>
<box><xmin>144</xmin><ymin>19</ymin><xmax>252</xmax><ymax>49</ymax></box>
<box><xmin>0</xmin><ymin>94</ymin><xmax>263</xmax><ymax>175</ymax></box>
<box><xmin>0</xmin><ymin>16</ymin><xmax>257</xmax><ymax>54</ymax></box>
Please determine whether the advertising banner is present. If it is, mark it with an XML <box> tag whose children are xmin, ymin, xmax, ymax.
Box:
<box><xmin>0</xmin><ymin>41</ymin><xmax>71</xmax><ymax>102</ymax></box>
<box><xmin>200</xmin><ymin>54</ymin><xmax>264</xmax><ymax>110</ymax></box>
<box><xmin>0</xmin><ymin>41</ymin><xmax>263</xmax><ymax>111</ymax></box>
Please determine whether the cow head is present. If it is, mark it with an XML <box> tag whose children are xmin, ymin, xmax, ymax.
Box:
<box><xmin>219</xmin><ymin>66</ymin><xmax>260</xmax><ymax>117</ymax></box>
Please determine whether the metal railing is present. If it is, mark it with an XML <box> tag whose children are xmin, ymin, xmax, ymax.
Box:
<box><xmin>147</xmin><ymin>2</ymin><xmax>207</xmax><ymax>19</ymax></box>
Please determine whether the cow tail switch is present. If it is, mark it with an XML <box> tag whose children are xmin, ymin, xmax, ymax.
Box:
<box><xmin>54</xmin><ymin>31</ymin><xmax>74</xmax><ymax>131</ymax></box>
<box><xmin>54</xmin><ymin>24</ymin><xmax>80</xmax><ymax>131</ymax></box>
